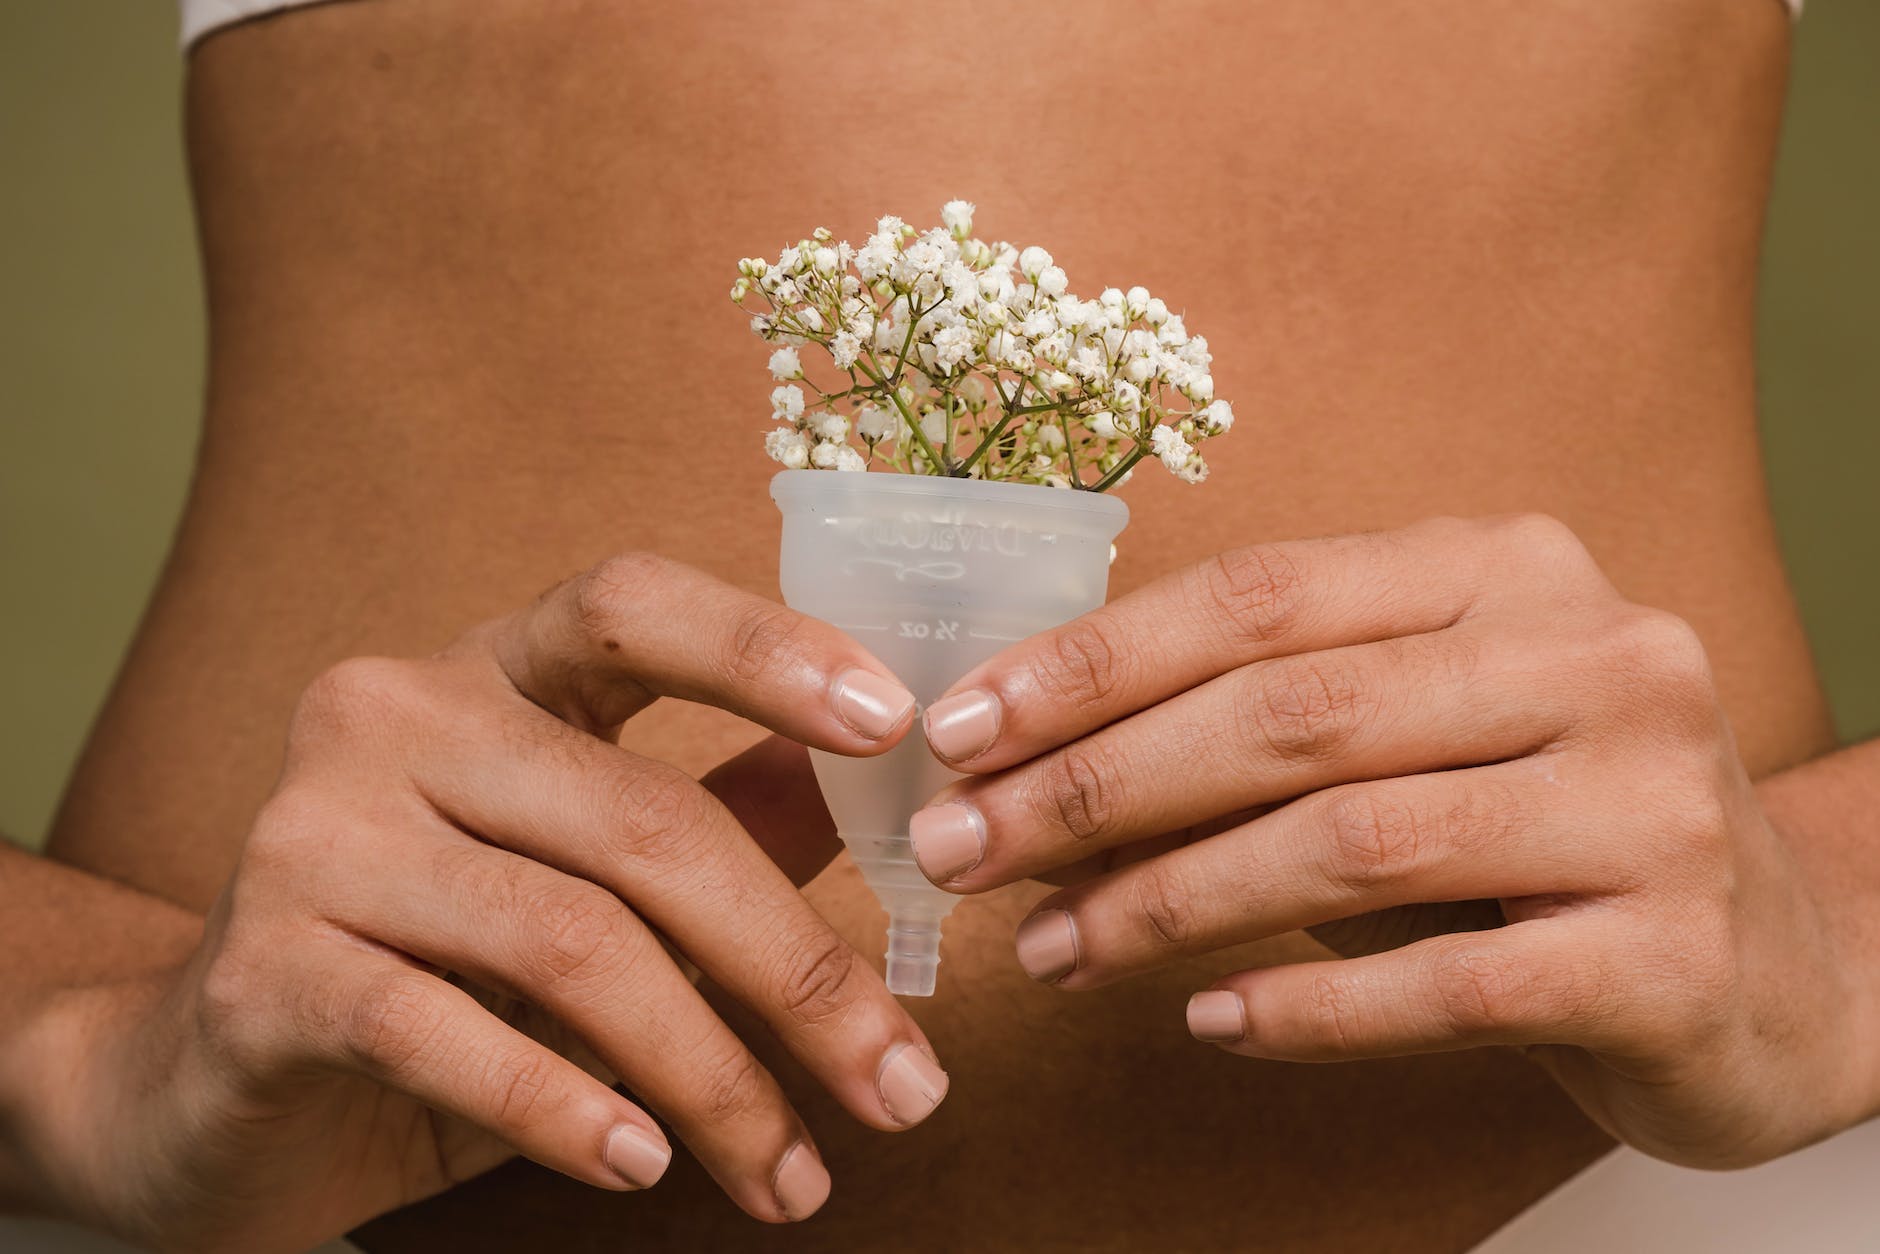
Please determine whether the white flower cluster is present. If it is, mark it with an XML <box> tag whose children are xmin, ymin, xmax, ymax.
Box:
<box><xmin>732</xmin><ymin>202</ymin><xmax>1234</xmax><ymax>490</ymax></box>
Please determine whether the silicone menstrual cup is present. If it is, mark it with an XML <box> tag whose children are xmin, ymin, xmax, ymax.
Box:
<box><xmin>772</xmin><ymin>470</ymin><xmax>1127</xmax><ymax>995</ymax></box>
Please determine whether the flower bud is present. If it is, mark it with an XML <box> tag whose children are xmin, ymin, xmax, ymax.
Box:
<box><xmin>857</xmin><ymin>405</ymin><xmax>896</xmax><ymax>441</ymax></box>
<box><xmin>1019</xmin><ymin>245</ymin><xmax>1053</xmax><ymax>280</ymax></box>
<box><xmin>942</xmin><ymin>199</ymin><xmax>976</xmax><ymax>240</ymax></box>
<box><xmin>1125</xmin><ymin>285</ymin><xmax>1150</xmax><ymax>317</ymax></box>
<box><xmin>730</xmin><ymin>278</ymin><xmax>750</xmax><ymax>301</ymax></box>
<box><xmin>813</xmin><ymin>247</ymin><xmax>838</xmax><ymax>275</ymax></box>
<box><xmin>812</xmin><ymin>226</ymin><xmax>833</xmax><ymax>243</ymax></box>
<box><xmin>1145</xmin><ymin>297</ymin><xmax>1169</xmax><ymax>326</ymax></box>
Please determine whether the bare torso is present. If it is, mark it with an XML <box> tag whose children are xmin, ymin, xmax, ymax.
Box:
<box><xmin>50</xmin><ymin>0</ymin><xmax>1829</xmax><ymax>1249</ymax></box>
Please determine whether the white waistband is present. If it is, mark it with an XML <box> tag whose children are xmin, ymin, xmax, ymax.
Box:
<box><xmin>181</xmin><ymin>0</ymin><xmax>1803</xmax><ymax>49</ymax></box>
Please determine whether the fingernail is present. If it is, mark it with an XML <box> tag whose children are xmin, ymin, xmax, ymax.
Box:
<box><xmin>909</xmin><ymin>803</ymin><xmax>986</xmax><ymax>883</ymax></box>
<box><xmin>1186</xmin><ymin>990</ymin><xmax>1246</xmax><ymax>1043</ymax></box>
<box><xmin>924</xmin><ymin>689</ymin><xmax>1001</xmax><ymax>763</ymax></box>
<box><xmin>772</xmin><ymin>1140</ymin><xmax>832</xmax><ymax>1221</ymax></box>
<box><xmin>876</xmin><ymin>1043</ymin><xmax>950</xmax><ymax>1127</ymax></box>
<box><xmin>1015</xmin><ymin>909</ymin><xmax>1080</xmax><ymax>984</ymax></box>
<box><xmin>604</xmin><ymin>1123</ymin><xmax>672</xmax><ymax>1189</ymax></box>
<box><xmin>832</xmin><ymin>668</ymin><xmax>915</xmax><ymax>740</ymax></box>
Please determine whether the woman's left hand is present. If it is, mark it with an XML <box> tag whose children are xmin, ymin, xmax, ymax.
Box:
<box><xmin>907</xmin><ymin>513</ymin><xmax>1870</xmax><ymax>1168</ymax></box>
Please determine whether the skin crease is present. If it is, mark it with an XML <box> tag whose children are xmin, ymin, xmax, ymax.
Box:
<box><xmin>29</xmin><ymin>0</ymin><xmax>1846</xmax><ymax>1251</ymax></box>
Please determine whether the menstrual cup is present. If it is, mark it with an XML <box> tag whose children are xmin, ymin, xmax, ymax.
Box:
<box><xmin>772</xmin><ymin>470</ymin><xmax>1128</xmax><ymax>995</ymax></box>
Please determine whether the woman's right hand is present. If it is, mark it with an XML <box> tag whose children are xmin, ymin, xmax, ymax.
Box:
<box><xmin>26</xmin><ymin>553</ymin><xmax>947</xmax><ymax>1252</ymax></box>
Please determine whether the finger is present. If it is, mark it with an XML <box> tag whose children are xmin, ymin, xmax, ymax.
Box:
<box><xmin>1028</xmin><ymin>806</ymin><xmax>1268</xmax><ymax>891</ymax></box>
<box><xmin>323</xmin><ymin>826</ymin><xmax>841</xmax><ymax>1222</ymax></box>
<box><xmin>1012</xmin><ymin>764</ymin><xmax>1609</xmax><ymax>986</ymax></box>
<box><xmin>701</xmin><ymin>735</ymin><xmax>839</xmax><ymax>888</ymax></box>
<box><xmin>414</xmin><ymin>704</ymin><xmax>950</xmax><ymax>1144</ymax></box>
<box><xmin>1185</xmin><ymin>919</ymin><xmax>1630</xmax><ymax>1061</ymax></box>
<box><xmin>469</xmin><ymin>552</ymin><xmax>916</xmax><ymax>752</ymax></box>
<box><xmin>301</xmin><ymin>949</ymin><xmax>673</xmax><ymax>1195</ymax></box>
<box><xmin>917</xmin><ymin>626</ymin><xmax>1567</xmax><ymax>890</ymax></box>
<box><xmin>923</xmin><ymin>514</ymin><xmax>1605</xmax><ymax>770</ymax></box>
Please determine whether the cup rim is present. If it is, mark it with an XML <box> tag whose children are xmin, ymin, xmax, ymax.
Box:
<box><xmin>769</xmin><ymin>469</ymin><xmax>1130</xmax><ymax>520</ymax></box>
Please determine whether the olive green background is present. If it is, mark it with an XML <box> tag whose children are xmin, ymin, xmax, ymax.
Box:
<box><xmin>2</xmin><ymin>3</ymin><xmax>1875</xmax><ymax>850</ymax></box>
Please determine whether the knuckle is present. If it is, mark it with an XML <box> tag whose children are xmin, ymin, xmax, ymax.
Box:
<box><xmin>570</xmin><ymin>552</ymin><xmax>672</xmax><ymax>646</ymax></box>
<box><xmin>1039</xmin><ymin>744</ymin><xmax>1117</xmax><ymax>843</ymax></box>
<box><xmin>527</xmin><ymin>883</ymin><xmax>634</xmax><ymax>994</ymax></box>
<box><xmin>772</xmin><ymin>931</ymin><xmax>864</xmax><ymax>1029</ymax></box>
<box><xmin>290</xmin><ymin>656</ymin><xmax>425</xmax><ymax>744</ymax></box>
<box><xmin>1488</xmin><ymin>512</ymin><xmax>1588</xmax><ymax>568</ymax></box>
<box><xmin>1203</xmin><ymin>544</ymin><xmax>1304</xmax><ymax>644</ymax></box>
<box><xmin>489</xmin><ymin>1048</ymin><xmax>564</xmax><ymax>1133</ymax></box>
<box><xmin>1241</xmin><ymin>657</ymin><xmax>1368</xmax><ymax>764</ymax></box>
<box><xmin>1302</xmin><ymin>971</ymin><xmax>1364</xmax><ymax>1054</ymax></box>
<box><xmin>1431</xmin><ymin>947</ymin><xmax>1534</xmax><ymax>1037</ymax></box>
<box><xmin>690</xmin><ymin>1043</ymin><xmax>770</xmax><ymax>1128</ymax></box>
<box><xmin>605</xmin><ymin>763</ymin><xmax>715</xmax><ymax>867</ymax></box>
<box><xmin>244</xmin><ymin>787</ymin><xmax>344</xmax><ymax>874</ymax></box>
<box><xmin>1609</xmin><ymin>609</ymin><xmax>1713</xmax><ymax>689</ymax></box>
<box><xmin>1651</xmin><ymin>769</ymin><xmax>1733</xmax><ymax>858</ymax></box>
<box><xmin>344</xmin><ymin>970</ymin><xmax>446</xmax><ymax>1078</ymax></box>
<box><xmin>1320</xmin><ymin>790</ymin><xmax>1428</xmax><ymax>892</ymax></box>
<box><xmin>1029</xmin><ymin>616</ymin><xmax>1129</xmax><ymax>709</ymax></box>
<box><xmin>1127</xmin><ymin>864</ymin><xmax>1193</xmax><ymax>948</ymax></box>
<box><xmin>196</xmin><ymin>950</ymin><xmax>270</xmax><ymax>1070</ymax></box>
<box><xmin>727</xmin><ymin>602</ymin><xmax>811</xmax><ymax>684</ymax></box>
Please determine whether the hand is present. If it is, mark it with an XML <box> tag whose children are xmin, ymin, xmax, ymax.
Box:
<box><xmin>909</xmin><ymin>514</ymin><xmax>1868</xmax><ymax>1168</ymax></box>
<box><xmin>35</xmin><ymin>554</ymin><xmax>948</xmax><ymax>1253</ymax></box>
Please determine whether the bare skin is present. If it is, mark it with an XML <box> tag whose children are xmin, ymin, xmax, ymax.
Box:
<box><xmin>15</xmin><ymin>0</ymin><xmax>1857</xmax><ymax>1250</ymax></box>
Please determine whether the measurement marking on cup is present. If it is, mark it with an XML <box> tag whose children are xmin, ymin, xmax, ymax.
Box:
<box><xmin>898</xmin><ymin>619</ymin><xmax>961</xmax><ymax>641</ymax></box>
<box><xmin>833</xmin><ymin>623</ymin><xmax>890</xmax><ymax>633</ymax></box>
<box><xmin>968</xmin><ymin>629</ymin><xmax>1023</xmax><ymax>642</ymax></box>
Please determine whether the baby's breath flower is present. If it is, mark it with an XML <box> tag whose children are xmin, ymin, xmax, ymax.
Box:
<box><xmin>857</xmin><ymin>405</ymin><xmax>896</xmax><ymax>442</ymax></box>
<box><xmin>731</xmin><ymin>203</ymin><xmax>1237</xmax><ymax>490</ymax></box>
<box><xmin>1149</xmin><ymin>424</ymin><xmax>1187</xmax><ymax>466</ymax></box>
<box><xmin>768</xmin><ymin>347</ymin><xmax>803</xmax><ymax>381</ymax></box>
<box><xmin>770</xmin><ymin>384</ymin><xmax>805</xmax><ymax>421</ymax></box>
<box><xmin>766</xmin><ymin>427</ymin><xmax>810</xmax><ymax>469</ymax></box>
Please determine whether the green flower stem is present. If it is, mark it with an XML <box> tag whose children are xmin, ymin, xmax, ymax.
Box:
<box><xmin>858</xmin><ymin>354</ymin><xmax>950</xmax><ymax>474</ymax></box>
<box><xmin>1088</xmin><ymin>443</ymin><xmax>1148</xmax><ymax>493</ymax></box>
